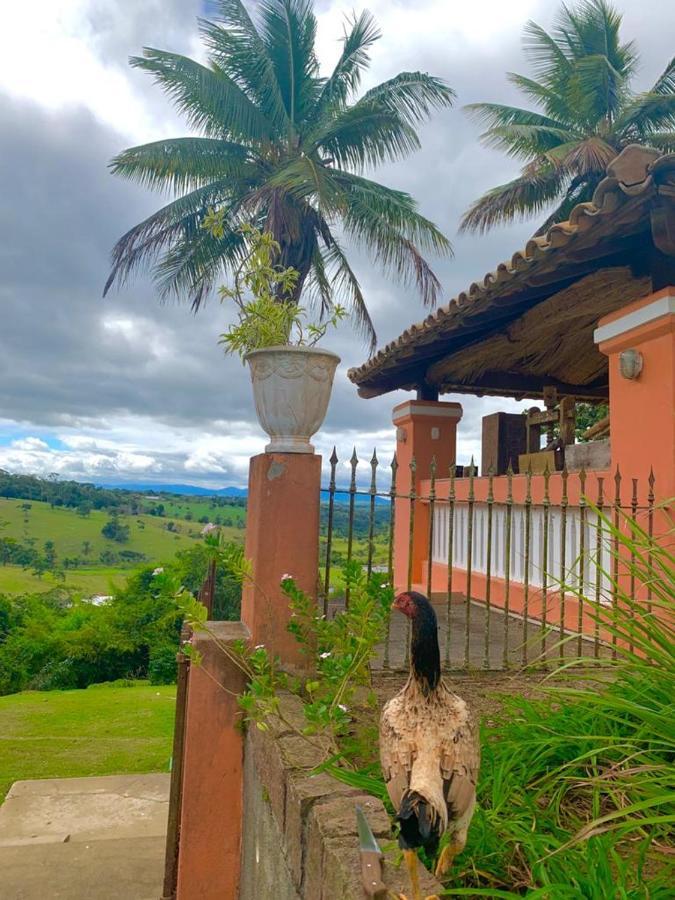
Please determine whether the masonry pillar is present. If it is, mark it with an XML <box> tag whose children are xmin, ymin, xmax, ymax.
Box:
<box><xmin>176</xmin><ymin>622</ymin><xmax>248</xmax><ymax>900</ymax></box>
<box><xmin>241</xmin><ymin>452</ymin><xmax>321</xmax><ymax>672</ymax></box>
<box><xmin>595</xmin><ymin>286</ymin><xmax>675</xmax><ymax>500</ymax></box>
<box><xmin>392</xmin><ymin>400</ymin><xmax>463</xmax><ymax>591</ymax></box>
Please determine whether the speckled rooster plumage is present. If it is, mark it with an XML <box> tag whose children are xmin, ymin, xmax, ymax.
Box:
<box><xmin>380</xmin><ymin>591</ymin><xmax>480</xmax><ymax>900</ymax></box>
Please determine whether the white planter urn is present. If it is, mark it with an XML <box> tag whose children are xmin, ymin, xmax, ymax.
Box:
<box><xmin>245</xmin><ymin>345</ymin><xmax>340</xmax><ymax>454</ymax></box>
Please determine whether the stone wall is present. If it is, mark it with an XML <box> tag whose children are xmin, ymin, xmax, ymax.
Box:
<box><xmin>239</xmin><ymin>693</ymin><xmax>441</xmax><ymax>899</ymax></box>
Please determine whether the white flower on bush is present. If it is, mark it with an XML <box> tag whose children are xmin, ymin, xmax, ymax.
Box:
<box><xmin>254</xmin><ymin>644</ymin><xmax>265</xmax><ymax>651</ymax></box>
<box><xmin>152</xmin><ymin>567</ymin><xmax>164</xmax><ymax>577</ymax></box>
<box><xmin>319</xmin><ymin>651</ymin><xmax>331</xmax><ymax>659</ymax></box>
<box><xmin>201</xmin><ymin>523</ymin><xmax>218</xmax><ymax>535</ymax></box>
<box><xmin>280</xmin><ymin>573</ymin><xmax>293</xmax><ymax>582</ymax></box>
<box><xmin>337</xmin><ymin>704</ymin><xmax>348</xmax><ymax>713</ymax></box>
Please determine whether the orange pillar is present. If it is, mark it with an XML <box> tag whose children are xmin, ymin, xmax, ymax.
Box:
<box><xmin>392</xmin><ymin>400</ymin><xmax>463</xmax><ymax>591</ymax></box>
<box><xmin>177</xmin><ymin>622</ymin><xmax>248</xmax><ymax>900</ymax></box>
<box><xmin>241</xmin><ymin>452</ymin><xmax>321</xmax><ymax>672</ymax></box>
<box><xmin>595</xmin><ymin>286</ymin><xmax>675</xmax><ymax>500</ymax></box>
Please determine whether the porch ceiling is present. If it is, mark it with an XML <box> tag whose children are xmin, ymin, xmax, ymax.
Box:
<box><xmin>349</xmin><ymin>146</ymin><xmax>675</xmax><ymax>402</ymax></box>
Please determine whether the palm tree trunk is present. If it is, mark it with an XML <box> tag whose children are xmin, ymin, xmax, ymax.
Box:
<box><xmin>264</xmin><ymin>193</ymin><xmax>315</xmax><ymax>302</ymax></box>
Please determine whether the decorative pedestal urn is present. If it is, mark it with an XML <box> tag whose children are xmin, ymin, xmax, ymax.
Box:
<box><xmin>245</xmin><ymin>345</ymin><xmax>340</xmax><ymax>453</ymax></box>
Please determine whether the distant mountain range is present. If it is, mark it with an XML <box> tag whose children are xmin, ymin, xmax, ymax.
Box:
<box><xmin>95</xmin><ymin>481</ymin><xmax>388</xmax><ymax>503</ymax></box>
<box><xmin>96</xmin><ymin>482</ymin><xmax>248</xmax><ymax>497</ymax></box>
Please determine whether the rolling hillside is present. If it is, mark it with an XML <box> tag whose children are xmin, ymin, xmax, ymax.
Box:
<box><xmin>0</xmin><ymin>497</ymin><xmax>243</xmax><ymax>596</ymax></box>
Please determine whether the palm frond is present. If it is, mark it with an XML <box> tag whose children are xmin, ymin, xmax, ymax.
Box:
<box><xmin>203</xmin><ymin>0</ymin><xmax>290</xmax><ymax>132</ymax></box>
<box><xmin>553</xmin><ymin>136</ymin><xmax>617</xmax><ymax>174</ymax></box>
<box><xmin>478</xmin><ymin>122</ymin><xmax>576</xmax><ymax>160</ymax></box>
<box><xmin>460</xmin><ymin>164</ymin><xmax>565</xmax><ymax>234</ymax></box>
<box><xmin>319</xmin><ymin>232</ymin><xmax>376</xmax><ymax>350</ymax></box>
<box><xmin>465</xmin><ymin>101</ymin><xmax>573</xmax><ymax>135</ymax></box>
<box><xmin>154</xmin><ymin>225</ymin><xmax>247</xmax><ymax>309</ymax></box>
<box><xmin>340</xmin><ymin>177</ymin><xmax>448</xmax><ymax>309</ymax></box>
<box><xmin>571</xmin><ymin>52</ymin><xmax>629</xmax><ymax>123</ymax></box>
<box><xmin>357</xmin><ymin>71</ymin><xmax>455</xmax><ymax>127</ymax></box>
<box><xmin>108</xmin><ymin>137</ymin><xmax>260</xmax><ymax>194</ymax></box>
<box><xmin>312</xmin><ymin>106</ymin><xmax>421</xmax><ymax>169</ymax></box>
<box><xmin>532</xmin><ymin>173</ymin><xmax>598</xmax><ymax>234</ymax></box>
<box><xmin>618</xmin><ymin>59</ymin><xmax>675</xmax><ymax>134</ymax></box>
<box><xmin>258</xmin><ymin>0</ymin><xmax>319</xmax><ymax>125</ymax></box>
<box><xmin>337</xmin><ymin>172</ymin><xmax>452</xmax><ymax>256</ymax></box>
<box><xmin>130</xmin><ymin>48</ymin><xmax>275</xmax><ymax>144</ymax></box>
<box><xmin>104</xmin><ymin>182</ymin><xmax>237</xmax><ymax>295</ymax></box>
<box><xmin>522</xmin><ymin>20</ymin><xmax>574</xmax><ymax>84</ymax></box>
<box><xmin>506</xmin><ymin>73</ymin><xmax>578</xmax><ymax>127</ymax></box>
<box><xmin>314</xmin><ymin>10</ymin><xmax>381</xmax><ymax>113</ymax></box>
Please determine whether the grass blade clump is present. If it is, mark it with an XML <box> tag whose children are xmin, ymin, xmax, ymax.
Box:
<box><xmin>447</xmin><ymin>506</ymin><xmax>674</xmax><ymax>895</ymax></box>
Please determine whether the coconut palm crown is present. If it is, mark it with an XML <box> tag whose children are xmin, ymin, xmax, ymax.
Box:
<box><xmin>461</xmin><ymin>0</ymin><xmax>675</xmax><ymax>236</ymax></box>
<box><xmin>104</xmin><ymin>0</ymin><xmax>455</xmax><ymax>349</ymax></box>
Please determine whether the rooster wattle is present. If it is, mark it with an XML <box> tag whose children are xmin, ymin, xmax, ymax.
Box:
<box><xmin>380</xmin><ymin>591</ymin><xmax>480</xmax><ymax>900</ymax></box>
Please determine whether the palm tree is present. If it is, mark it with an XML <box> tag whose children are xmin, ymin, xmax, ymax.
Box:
<box><xmin>104</xmin><ymin>0</ymin><xmax>455</xmax><ymax>349</ymax></box>
<box><xmin>461</xmin><ymin>0</ymin><xmax>675</xmax><ymax>235</ymax></box>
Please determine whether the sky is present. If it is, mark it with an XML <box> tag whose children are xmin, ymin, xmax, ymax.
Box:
<box><xmin>0</xmin><ymin>0</ymin><xmax>673</xmax><ymax>488</ymax></box>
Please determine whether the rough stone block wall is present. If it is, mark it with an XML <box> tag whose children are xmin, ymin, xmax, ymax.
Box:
<box><xmin>239</xmin><ymin>693</ymin><xmax>441</xmax><ymax>899</ymax></box>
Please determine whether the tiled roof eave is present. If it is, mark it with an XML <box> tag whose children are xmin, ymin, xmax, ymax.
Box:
<box><xmin>348</xmin><ymin>147</ymin><xmax>675</xmax><ymax>392</ymax></box>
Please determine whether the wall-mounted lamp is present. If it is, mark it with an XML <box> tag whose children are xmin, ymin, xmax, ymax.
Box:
<box><xmin>619</xmin><ymin>349</ymin><xmax>643</xmax><ymax>380</ymax></box>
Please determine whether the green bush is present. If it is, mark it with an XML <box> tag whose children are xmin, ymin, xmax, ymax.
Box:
<box><xmin>148</xmin><ymin>644</ymin><xmax>178</xmax><ymax>685</ymax></box>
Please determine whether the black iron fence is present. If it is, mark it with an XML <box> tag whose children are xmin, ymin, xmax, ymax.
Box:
<box><xmin>320</xmin><ymin>448</ymin><xmax>657</xmax><ymax>671</ymax></box>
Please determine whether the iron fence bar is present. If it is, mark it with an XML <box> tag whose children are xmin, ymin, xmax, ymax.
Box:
<box><xmin>522</xmin><ymin>465</ymin><xmax>532</xmax><ymax>668</ymax></box>
<box><xmin>345</xmin><ymin>448</ymin><xmax>359</xmax><ymax>608</ymax></box>
<box><xmin>383</xmin><ymin>454</ymin><xmax>398</xmax><ymax>670</ymax></box>
<box><xmin>483</xmin><ymin>467</ymin><xmax>494</xmax><ymax>670</ymax></box>
<box><xmin>366</xmin><ymin>450</ymin><xmax>378</xmax><ymax>578</ymax></box>
<box><xmin>594</xmin><ymin>476</ymin><xmax>604</xmax><ymax>660</ymax></box>
<box><xmin>629</xmin><ymin>477</ymin><xmax>638</xmax><ymax>654</ymax></box>
<box><xmin>405</xmin><ymin>456</ymin><xmax>417</xmax><ymax>667</ymax></box>
<box><xmin>322</xmin><ymin>448</ymin><xmax>338</xmax><ymax>616</ymax></box>
<box><xmin>647</xmin><ymin>468</ymin><xmax>655</xmax><ymax>614</ymax></box>
<box><xmin>503</xmin><ymin>463</ymin><xmax>513</xmax><ymax>669</ymax></box>
<box><xmin>577</xmin><ymin>468</ymin><xmax>587</xmax><ymax>657</ymax></box>
<box><xmin>463</xmin><ymin>460</ymin><xmax>475</xmax><ymax>669</ymax></box>
<box><xmin>541</xmin><ymin>465</ymin><xmax>551</xmax><ymax>663</ymax></box>
<box><xmin>559</xmin><ymin>466</ymin><xmax>569</xmax><ymax>657</ymax></box>
<box><xmin>612</xmin><ymin>467</ymin><xmax>621</xmax><ymax>661</ymax></box>
<box><xmin>445</xmin><ymin>465</ymin><xmax>456</xmax><ymax>667</ymax></box>
<box><xmin>426</xmin><ymin>457</ymin><xmax>437</xmax><ymax>598</ymax></box>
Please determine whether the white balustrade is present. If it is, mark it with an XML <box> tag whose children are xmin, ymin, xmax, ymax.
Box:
<box><xmin>432</xmin><ymin>502</ymin><xmax>613</xmax><ymax>603</ymax></box>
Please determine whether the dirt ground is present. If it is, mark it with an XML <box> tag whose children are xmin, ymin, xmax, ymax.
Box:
<box><xmin>371</xmin><ymin>669</ymin><xmax>553</xmax><ymax>725</ymax></box>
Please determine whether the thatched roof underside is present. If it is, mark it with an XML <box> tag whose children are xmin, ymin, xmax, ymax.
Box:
<box><xmin>349</xmin><ymin>146</ymin><xmax>675</xmax><ymax>401</ymax></box>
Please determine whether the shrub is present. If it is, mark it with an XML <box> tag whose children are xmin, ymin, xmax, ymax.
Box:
<box><xmin>148</xmin><ymin>644</ymin><xmax>178</xmax><ymax>685</ymax></box>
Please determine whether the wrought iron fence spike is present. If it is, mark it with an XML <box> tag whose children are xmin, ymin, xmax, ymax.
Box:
<box><xmin>329</xmin><ymin>446</ymin><xmax>338</xmax><ymax>466</ymax></box>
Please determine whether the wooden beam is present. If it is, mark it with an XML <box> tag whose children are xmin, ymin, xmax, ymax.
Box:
<box><xmin>650</xmin><ymin>198</ymin><xmax>675</xmax><ymax>257</ymax></box>
<box><xmin>417</xmin><ymin>382</ymin><xmax>439</xmax><ymax>401</ymax></box>
<box><xmin>431</xmin><ymin>371</ymin><xmax>609</xmax><ymax>402</ymax></box>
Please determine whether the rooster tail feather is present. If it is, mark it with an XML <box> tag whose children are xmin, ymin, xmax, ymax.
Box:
<box><xmin>397</xmin><ymin>789</ymin><xmax>442</xmax><ymax>854</ymax></box>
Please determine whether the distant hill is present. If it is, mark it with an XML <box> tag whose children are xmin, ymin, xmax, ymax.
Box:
<box><xmin>96</xmin><ymin>482</ymin><xmax>388</xmax><ymax>503</ymax></box>
<box><xmin>97</xmin><ymin>482</ymin><xmax>248</xmax><ymax>497</ymax></box>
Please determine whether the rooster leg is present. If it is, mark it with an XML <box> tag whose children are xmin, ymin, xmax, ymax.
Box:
<box><xmin>399</xmin><ymin>848</ymin><xmax>421</xmax><ymax>900</ymax></box>
<box><xmin>434</xmin><ymin>838</ymin><xmax>463</xmax><ymax>879</ymax></box>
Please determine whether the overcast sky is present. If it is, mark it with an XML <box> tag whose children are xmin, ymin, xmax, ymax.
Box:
<box><xmin>1</xmin><ymin>0</ymin><xmax>672</xmax><ymax>488</ymax></box>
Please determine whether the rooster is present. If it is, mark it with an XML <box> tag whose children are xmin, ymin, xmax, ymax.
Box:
<box><xmin>380</xmin><ymin>591</ymin><xmax>480</xmax><ymax>900</ymax></box>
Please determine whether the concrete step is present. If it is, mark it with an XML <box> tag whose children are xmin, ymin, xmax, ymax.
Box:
<box><xmin>0</xmin><ymin>835</ymin><xmax>166</xmax><ymax>900</ymax></box>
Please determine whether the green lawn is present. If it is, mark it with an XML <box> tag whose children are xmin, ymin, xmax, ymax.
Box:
<box><xmin>145</xmin><ymin>497</ymin><xmax>246</xmax><ymax>526</ymax></box>
<box><xmin>0</xmin><ymin>682</ymin><xmax>176</xmax><ymax>802</ymax></box>
<box><xmin>0</xmin><ymin>565</ymin><xmax>126</xmax><ymax>596</ymax></box>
